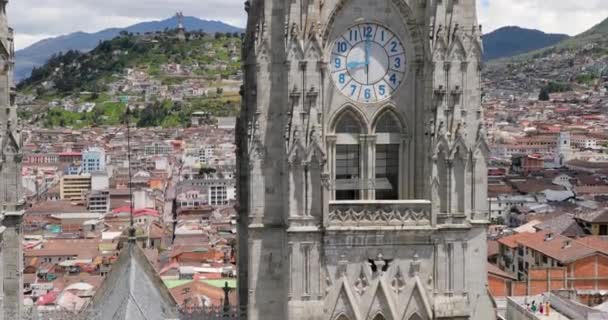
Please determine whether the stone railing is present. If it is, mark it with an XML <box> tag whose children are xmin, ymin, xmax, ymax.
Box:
<box><xmin>327</xmin><ymin>200</ymin><xmax>432</xmax><ymax>228</ymax></box>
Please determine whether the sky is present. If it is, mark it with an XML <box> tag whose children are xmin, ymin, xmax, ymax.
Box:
<box><xmin>8</xmin><ymin>0</ymin><xmax>608</xmax><ymax>50</ymax></box>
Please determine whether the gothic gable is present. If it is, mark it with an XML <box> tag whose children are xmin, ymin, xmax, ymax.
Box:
<box><xmin>304</xmin><ymin>33</ymin><xmax>323</xmax><ymax>61</ymax></box>
<box><xmin>287</xmin><ymin>35</ymin><xmax>305</xmax><ymax>61</ymax></box>
<box><xmin>447</xmin><ymin>36</ymin><xmax>467</xmax><ymax>63</ymax></box>
<box><xmin>365</xmin><ymin>279</ymin><xmax>398</xmax><ymax>320</ymax></box>
<box><xmin>400</xmin><ymin>278</ymin><xmax>432</xmax><ymax>320</ymax></box>
<box><xmin>329</xmin><ymin>278</ymin><xmax>361</xmax><ymax>320</ymax></box>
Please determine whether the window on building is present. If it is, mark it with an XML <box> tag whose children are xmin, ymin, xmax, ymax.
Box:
<box><xmin>375</xmin><ymin>144</ymin><xmax>399</xmax><ymax>200</ymax></box>
<box><xmin>335</xmin><ymin>145</ymin><xmax>360</xmax><ymax>200</ymax></box>
<box><xmin>600</xmin><ymin>225</ymin><xmax>608</xmax><ymax>235</ymax></box>
<box><xmin>334</xmin><ymin>111</ymin><xmax>363</xmax><ymax>201</ymax></box>
<box><xmin>374</xmin><ymin>111</ymin><xmax>402</xmax><ymax>200</ymax></box>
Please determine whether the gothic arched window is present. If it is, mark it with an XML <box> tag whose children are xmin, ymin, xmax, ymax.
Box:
<box><xmin>408</xmin><ymin>313</ymin><xmax>424</xmax><ymax>320</ymax></box>
<box><xmin>335</xmin><ymin>315</ymin><xmax>350</xmax><ymax>320</ymax></box>
<box><xmin>372</xmin><ymin>314</ymin><xmax>386</xmax><ymax>320</ymax></box>
<box><xmin>333</xmin><ymin>110</ymin><xmax>364</xmax><ymax>200</ymax></box>
<box><xmin>335</xmin><ymin>111</ymin><xmax>363</xmax><ymax>134</ymax></box>
<box><xmin>374</xmin><ymin>111</ymin><xmax>402</xmax><ymax>200</ymax></box>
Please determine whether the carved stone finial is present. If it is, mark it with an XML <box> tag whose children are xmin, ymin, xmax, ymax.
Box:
<box><xmin>337</xmin><ymin>255</ymin><xmax>348</xmax><ymax>278</ymax></box>
<box><xmin>354</xmin><ymin>266</ymin><xmax>369</xmax><ymax>295</ymax></box>
<box><xmin>410</xmin><ymin>252</ymin><xmax>421</xmax><ymax>276</ymax></box>
<box><xmin>392</xmin><ymin>267</ymin><xmax>406</xmax><ymax>294</ymax></box>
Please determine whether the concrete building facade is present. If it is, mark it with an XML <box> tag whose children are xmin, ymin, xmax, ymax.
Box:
<box><xmin>238</xmin><ymin>0</ymin><xmax>494</xmax><ymax>319</ymax></box>
<box><xmin>60</xmin><ymin>174</ymin><xmax>92</xmax><ymax>201</ymax></box>
<box><xmin>81</xmin><ymin>147</ymin><xmax>106</xmax><ymax>173</ymax></box>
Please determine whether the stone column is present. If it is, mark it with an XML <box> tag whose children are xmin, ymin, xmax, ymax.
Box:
<box><xmin>2</xmin><ymin>210</ymin><xmax>23</xmax><ymax>320</ymax></box>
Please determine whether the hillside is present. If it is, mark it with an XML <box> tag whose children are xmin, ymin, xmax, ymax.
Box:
<box><xmin>16</xmin><ymin>16</ymin><xmax>243</xmax><ymax>81</ymax></box>
<box><xmin>17</xmin><ymin>31</ymin><xmax>243</xmax><ymax>129</ymax></box>
<box><xmin>482</xmin><ymin>26</ymin><xmax>568</xmax><ymax>61</ymax></box>
<box><xmin>483</xmin><ymin>17</ymin><xmax>608</xmax><ymax>95</ymax></box>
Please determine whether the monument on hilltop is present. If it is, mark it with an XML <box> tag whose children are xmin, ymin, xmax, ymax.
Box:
<box><xmin>176</xmin><ymin>11</ymin><xmax>186</xmax><ymax>42</ymax></box>
<box><xmin>238</xmin><ymin>0</ymin><xmax>496</xmax><ymax>319</ymax></box>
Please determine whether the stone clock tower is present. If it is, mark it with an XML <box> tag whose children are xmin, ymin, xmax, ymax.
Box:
<box><xmin>238</xmin><ymin>0</ymin><xmax>495</xmax><ymax>319</ymax></box>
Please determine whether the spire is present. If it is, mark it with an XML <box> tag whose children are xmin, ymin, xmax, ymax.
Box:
<box><xmin>85</xmin><ymin>240</ymin><xmax>180</xmax><ymax>319</ymax></box>
<box><xmin>121</xmin><ymin>96</ymin><xmax>136</xmax><ymax>243</ymax></box>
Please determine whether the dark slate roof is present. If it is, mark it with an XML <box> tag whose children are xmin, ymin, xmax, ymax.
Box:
<box><xmin>86</xmin><ymin>241</ymin><xmax>179</xmax><ymax>320</ymax></box>
<box><xmin>576</xmin><ymin>209</ymin><xmax>608</xmax><ymax>224</ymax></box>
<box><xmin>534</xmin><ymin>214</ymin><xmax>587</xmax><ymax>237</ymax></box>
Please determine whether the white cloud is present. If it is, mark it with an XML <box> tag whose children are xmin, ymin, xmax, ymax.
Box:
<box><xmin>477</xmin><ymin>0</ymin><xmax>608</xmax><ymax>35</ymax></box>
<box><xmin>6</xmin><ymin>0</ymin><xmax>608</xmax><ymax>50</ymax></box>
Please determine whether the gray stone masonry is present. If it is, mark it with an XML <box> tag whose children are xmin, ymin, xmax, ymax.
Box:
<box><xmin>238</xmin><ymin>0</ymin><xmax>495</xmax><ymax>319</ymax></box>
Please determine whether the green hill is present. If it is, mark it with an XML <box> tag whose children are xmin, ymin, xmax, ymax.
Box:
<box><xmin>18</xmin><ymin>31</ymin><xmax>243</xmax><ymax>129</ymax></box>
<box><xmin>484</xmin><ymin>17</ymin><xmax>608</xmax><ymax>95</ymax></box>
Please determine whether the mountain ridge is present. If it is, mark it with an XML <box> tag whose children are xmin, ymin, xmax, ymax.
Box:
<box><xmin>16</xmin><ymin>16</ymin><xmax>244</xmax><ymax>81</ymax></box>
<box><xmin>482</xmin><ymin>26</ymin><xmax>569</xmax><ymax>61</ymax></box>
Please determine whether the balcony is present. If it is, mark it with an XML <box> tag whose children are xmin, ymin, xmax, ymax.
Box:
<box><xmin>327</xmin><ymin>200</ymin><xmax>432</xmax><ymax>229</ymax></box>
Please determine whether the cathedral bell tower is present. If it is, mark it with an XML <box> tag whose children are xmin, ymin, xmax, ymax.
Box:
<box><xmin>238</xmin><ymin>0</ymin><xmax>495</xmax><ymax>319</ymax></box>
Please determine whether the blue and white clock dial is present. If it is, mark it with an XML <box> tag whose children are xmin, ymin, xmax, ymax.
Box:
<box><xmin>330</xmin><ymin>22</ymin><xmax>406</xmax><ymax>103</ymax></box>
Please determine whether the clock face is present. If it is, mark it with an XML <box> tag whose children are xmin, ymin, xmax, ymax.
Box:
<box><xmin>330</xmin><ymin>22</ymin><xmax>406</xmax><ymax>103</ymax></box>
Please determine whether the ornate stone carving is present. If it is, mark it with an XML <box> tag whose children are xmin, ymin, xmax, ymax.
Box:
<box><xmin>353</xmin><ymin>266</ymin><xmax>369</xmax><ymax>296</ymax></box>
<box><xmin>391</xmin><ymin>266</ymin><xmax>406</xmax><ymax>294</ymax></box>
<box><xmin>410</xmin><ymin>252</ymin><xmax>421</xmax><ymax>276</ymax></box>
<box><xmin>328</xmin><ymin>201</ymin><xmax>431</xmax><ymax>227</ymax></box>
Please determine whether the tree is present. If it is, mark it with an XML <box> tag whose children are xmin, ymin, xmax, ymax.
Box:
<box><xmin>538</xmin><ymin>88</ymin><xmax>550</xmax><ymax>101</ymax></box>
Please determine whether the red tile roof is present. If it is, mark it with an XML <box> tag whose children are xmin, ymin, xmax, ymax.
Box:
<box><xmin>513</xmin><ymin>230</ymin><xmax>596</xmax><ymax>263</ymax></box>
<box><xmin>487</xmin><ymin>263</ymin><xmax>517</xmax><ymax>280</ymax></box>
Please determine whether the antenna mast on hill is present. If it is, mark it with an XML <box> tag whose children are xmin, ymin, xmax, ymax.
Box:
<box><xmin>121</xmin><ymin>96</ymin><xmax>135</xmax><ymax>240</ymax></box>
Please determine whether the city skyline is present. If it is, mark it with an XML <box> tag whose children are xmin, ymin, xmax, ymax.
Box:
<box><xmin>9</xmin><ymin>0</ymin><xmax>608</xmax><ymax>50</ymax></box>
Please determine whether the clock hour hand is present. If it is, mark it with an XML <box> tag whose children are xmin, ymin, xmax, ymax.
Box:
<box><xmin>347</xmin><ymin>61</ymin><xmax>366</xmax><ymax>70</ymax></box>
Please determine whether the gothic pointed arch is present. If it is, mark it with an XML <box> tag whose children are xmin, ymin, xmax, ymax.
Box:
<box><xmin>331</xmin><ymin>105</ymin><xmax>368</xmax><ymax>134</ymax></box>
<box><xmin>372</xmin><ymin>107</ymin><xmax>406</xmax><ymax>135</ymax></box>
<box><xmin>449</xmin><ymin>136</ymin><xmax>469</xmax><ymax>161</ymax></box>
<box><xmin>434</xmin><ymin>140</ymin><xmax>449</xmax><ymax>213</ymax></box>
<box><xmin>372</xmin><ymin>313</ymin><xmax>387</xmax><ymax>320</ymax></box>
<box><xmin>448</xmin><ymin>35</ymin><xmax>467</xmax><ymax>62</ymax></box>
<box><xmin>400</xmin><ymin>278</ymin><xmax>432</xmax><ymax>320</ymax></box>
<box><xmin>365</xmin><ymin>280</ymin><xmax>398</xmax><ymax>320</ymax></box>
<box><xmin>1</xmin><ymin>130</ymin><xmax>19</xmax><ymax>160</ymax></box>
<box><xmin>287</xmin><ymin>36</ymin><xmax>305</xmax><ymax>61</ymax></box>
<box><xmin>304</xmin><ymin>32</ymin><xmax>323</xmax><ymax>61</ymax></box>
<box><xmin>473</xmin><ymin>135</ymin><xmax>490</xmax><ymax>161</ymax></box>
<box><xmin>322</xmin><ymin>0</ymin><xmax>427</xmax><ymax>62</ymax></box>
<box><xmin>306</xmin><ymin>137</ymin><xmax>327</xmax><ymax>167</ymax></box>
<box><xmin>255</xmin><ymin>38</ymin><xmax>271</xmax><ymax>64</ymax></box>
<box><xmin>407</xmin><ymin>312</ymin><xmax>425</xmax><ymax>320</ymax></box>
<box><xmin>467</xmin><ymin>38</ymin><xmax>484</xmax><ymax>65</ymax></box>
<box><xmin>336</xmin><ymin>314</ymin><xmax>351</xmax><ymax>320</ymax></box>
<box><xmin>450</xmin><ymin>137</ymin><xmax>468</xmax><ymax>214</ymax></box>
<box><xmin>432</xmin><ymin>37</ymin><xmax>448</xmax><ymax>61</ymax></box>
<box><xmin>433</xmin><ymin>135</ymin><xmax>450</xmax><ymax>160</ymax></box>
<box><xmin>287</xmin><ymin>135</ymin><xmax>307</xmax><ymax>166</ymax></box>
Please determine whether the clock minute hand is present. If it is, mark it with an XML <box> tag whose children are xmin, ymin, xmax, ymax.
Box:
<box><xmin>365</xmin><ymin>38</ymin><xmax>371</xmax><ymax>83</ymax></box>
